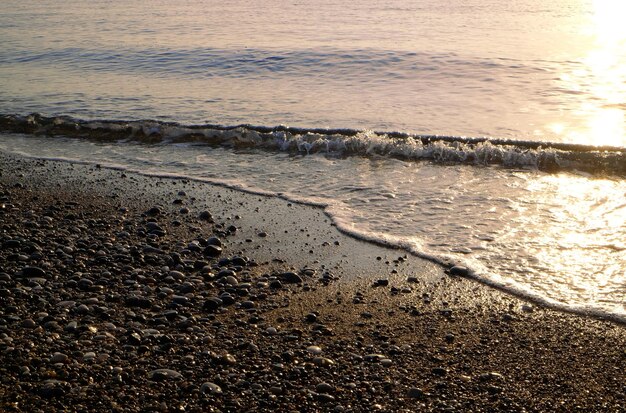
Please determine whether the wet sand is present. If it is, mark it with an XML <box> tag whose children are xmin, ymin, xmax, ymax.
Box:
<box><xmin>0</xmin><ymin>152</ymin><xmax>624</xmax><ymax>412</ymax></box>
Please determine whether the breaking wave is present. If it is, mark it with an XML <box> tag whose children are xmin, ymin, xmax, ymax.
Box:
<box><xmin>2</xmin><ymin>113</ymin><xmax>625</xmax><ymax>177</ymax></box>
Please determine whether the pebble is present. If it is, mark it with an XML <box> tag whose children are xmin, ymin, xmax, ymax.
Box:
<box><xmin>204</xmin><ymin>297</ymin><xmax>223</xmax><ymax>312</ymax></box>
<box><xmin>307</xmin><ymin>345</ymin><xmax>323</xmax><ymax>355</ymax></box>
<box><xmin>432</xmin><ymin>367</ymin><xmax>448</xmax><ymax>376</ymax></box>
<box><xmin>313</xmin><ymin>357</ymin><xmax>335</xmax><ymax>366</ymax></box>
<box><xmin>316</xmin><ymin>382</ymin><xmax>335</xmax><ymax>394</ymax></box>
<box><xmin>281</xmin><ymin>272</ymin><xmax>303</xmax><ymax>284</ymax></box>
<box><xmin>21</xmin><ymin>318</ymin><xmax>37</xmax><ymax>329</ymax></box>
<box><xmin>50</xmin><ymin>352</ymin><xmax>68</xmax><ymax>364</ymax></box>
<box><xmin>203</xmin><ymin>245</ymin><xmax>222</xmax><ymax>257</ymax></box>
<box><xmin>201</xmin><ymin>382</ymin><xmax>222</xmax><ymax>395</ymax></box>
<box><xmin>148</xmin><ymin>369</ymin><xmax>183</xmax><ymax>381</ymax></box>
<box><xmin>198</xmin><ymin>211</ymin><xmax>213</xmax><ymax>221</ymax></box>
<box><xmin>20</xmin><ymin>266</ymin><xmax>47</xmax><ymax>278</ymax></box>
<box><xmin>407</xmin><ymin>387</ymin><xmax>425</xmax><ymax>399</ymax></box>
<box><xmin>449</xmin><ymin>266</ymin><xmax>469</xmax><ymax>276</ymax></box>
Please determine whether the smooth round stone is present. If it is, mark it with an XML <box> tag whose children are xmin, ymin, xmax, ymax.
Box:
<box><xmin>281</xmin><ymin>272</ymin><xmax>302</xmax><ymax>284</ymax></box>
<box><xmin>364</xmin><ymin>354</ymin><xmax>386</xmax><ymax>362</ymax></box>
<box><xmin>200</xmin><ymin>382</ymin><xmax>222</xmax><ymax>395</ymax></box>
<box><xmin>432</xmin><ymin>367</ymin><xmax>448</xmax><ymax>376</ymax></box>
<box><xmin>21</xmin><ymin>266</ymin><xmax>47</xmax><ymax>278</ymax></box>
<box><xmin>449</xmin><ymin>265</ymin><xmax>469</xmax><ymax>276</ymax></box>
<box><xmin>169</xmin><ymin>270</ymin><xmax>185</xmax><ymax>279</ymax></box>
<box><xmin>199</xmin><ymin>210</ymin><xmax>213</xmax><ymax>221</ymax></box>
<box><xmin>203</xmin><ymin>297</ymin><xmax>223</xmax><ymax>312</ymax></box>
<box><xmin>240</xmin><ymin>300</ymin><xmax>255</xmax><ymax>309</ymax></box>
<box><xmin>269</xmin><ymin>386</ymin><xmax>282</xmax><ymax>395</ymax></box>
<box><xmin>306</xmin><ymin>345</ymin><xmax>323</xmax><ymax>355</ymax></box>
<box><xmin>315</xmin><ymin>393</ymin><xmax>336</xmax><ymax>403</ymax></box>
<box><xmin>21</xmin><ymin>318</ymin><xmax>37</xmax><ymax>329</ymax></box>
<box><xmin>312</xmin><ymin>357</ymin><xmax>334</xmax><ymax>366</ymax></box>
<box><xmin>407</xmin><ymin>387</ymin><xmax>425</xmax><ymax>399</ymax></box>
<box><xmin>230</xmin><ymin>256</ymin><xmax>247</xmax><ymax>266</ymax></box>
<box><xmin>380</xmin><ymin>358</ymin><xmax>393</xmax><ymax>367</ymax></box>
<box><xmin>146</xmin><ymin>206</ymin><xmax>161</xmax><ymax>216</ymax></box>
<box><xmin>315</xmin><ymin>382</ymin><xmax>335</xmax><ymax>394</ymax></box>
<box><xmin>269</xmin><ymin>280</ymin><xmax>283</xmax><ymax>289</ymax></box>
<box><xmin>50</xmin><ymin>353</ymin><xmax>68</xmax><ymax>364</ymax></box>
<box><xmin>75</xmin><ymin>304</ymin><xmax>90</xmax><ymax>314</ymax></box>
<box><xmin>83</xmin><ymin>352</ymin><xmax>96</xmax><ymax>361</ymax></box>
<box><xmin>225</xmin><ymin>276</ymin><xmax>238</xmax><ymax>286</ymax></box>
<box><xmin>265</xmin><ymin>327</ymin><xmax>277</xmax><ymax>335</ymax></box>
<box><xmin>203</xmin><ymin>245</ymin><xmax>222</xmax><ymax>257</ymax></box>
<box><xmin>64</xmin><ymin>321</ymin><xmax>78</xmax><ymax>332</ymax></box>
<box><xmin>148</xmin><ymin>369</ymin><xmax>182</xmax><ymax>380</ymax></box>
<box><xmin>479</xmin><ymin>372</ymin><xmax>505</xmax><ymax>382</ymax></box>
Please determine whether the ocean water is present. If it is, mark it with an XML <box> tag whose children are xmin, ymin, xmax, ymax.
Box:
<box><xmin>0</xmin><ymin>0</ymin><xmax>625</xmax><ymax>322</ymax></box>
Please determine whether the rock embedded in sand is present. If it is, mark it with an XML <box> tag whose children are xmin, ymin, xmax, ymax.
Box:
<box><xmin>281</xmin><ymin>272</ymin><xmax>303</xmax><ymax>284</ymax></box>
<box><xmin>198</xmin><ymin>210</ymin><xmax>213</xmax><ymax>221</ymax></box>
<box><xmin>449</xmin><ymin>265</ymin><xmax>469</xmax><ymax>277</ymax></box>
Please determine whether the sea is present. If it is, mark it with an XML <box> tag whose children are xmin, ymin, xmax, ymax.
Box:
<box><xmin>0</xmin><ymin>0</ymin><xmax>624</xmax><ymax>323</ymax></box>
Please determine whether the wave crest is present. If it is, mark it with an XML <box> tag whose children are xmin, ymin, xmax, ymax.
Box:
<box><xmin>2</xmin><ymin>113</ymin><xmax>625</xmax><ymax>177</ymax></box>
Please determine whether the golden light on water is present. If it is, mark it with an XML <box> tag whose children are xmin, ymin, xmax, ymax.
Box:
<box><xmin>527</xmin><ymin>174</ymin><xmax>626</xmax><ymax>302</ymax></box>
<box><xmin>554</xmin><ymin>0</ymin><xmax>626</xmax><ymax>147</ymax></box>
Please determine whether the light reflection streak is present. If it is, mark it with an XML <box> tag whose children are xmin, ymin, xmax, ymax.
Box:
<box><xmin>555</xmin><ymin>0</ymin><xmax>626</xmax><ymax>147</ymax></box>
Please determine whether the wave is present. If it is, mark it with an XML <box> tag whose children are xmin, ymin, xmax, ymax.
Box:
<box><xmin>0</xmin><ymin>46</ymin><xmax>549</xmax><ymax>80</ymax></box>
<box><xmin>2</xmin><ymin>113</ymin><xmax>625</xmax><ymax>177</ymax></box>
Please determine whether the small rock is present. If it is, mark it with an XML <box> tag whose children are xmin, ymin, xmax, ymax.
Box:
<box><xmin>315</xmin><ymin>393</ymin><xmax>336</xmax><ymax>403</ymax></box>
<box><xmin>306</xmin><ymin>345</ymin><xmax>323</xmax><ymax>355</ymax></box>
<box><xmin>200</xmin><ymin>382</ymin><xmax>222</xmax><ymax>395</ymax></box>
<box><xmin>204</xmin><ymin>297</ymin><xmax>223</xmax><ymax>312</ymax></box>
<box><xmin>20</xmin><ymin>266</ymin><xmax>47</xmax><ymax>278</ymax></box>
<box><xmin>316</xmin><ymin>382</ymin><xmax>334</xmax><ymax>394</ymax></box>
<box><xmin>21</xmin><ymin>319</ymin><xmax>37</xmax><ymax>329</ymax></box>
<box><xmin>281</xmin><ymin>272</ymin><xmax>303</xmax><ymax>284</ymax></box>
<box><xmin>148</xmin><ymin>369</ymin><xmax>182</xmax><ymax>381</ymax></box>
<box><xmin>198</xmin><ymin>211</ymin><xmax>213</xmax><ymax>221</ymax></box>
<box><xmin>432</xmin><ymin>367</ymin><xmax>447</xmax><ymax>376</ymax></box>
<box><xmin>312</xmin><ymin>357</ymin><xmax>335</xmax><ymax>367</ymax></box>
<box><xmin>407</xmin><ymin>387</ymin><xmax>425</xmax><ymax>399</ymax></box>
<box><xmin>50</xmin><ymin>353</ymin><xmax>68</xmax><ymax>364</ymax></box>
<box><xmin>449</xmin><ymin>266</ymin><xmax>469</xmax><ymax>276</ymax></box>
<box><xmin>203</xmin><ymin>245</ymin><xmax>222</xmax><ymax>257</ymax></box>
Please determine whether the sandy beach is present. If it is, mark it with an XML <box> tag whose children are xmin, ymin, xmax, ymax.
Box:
<box><xmin>1</xmin><ymin>152</ymin><xmax>624</xmax><ymax>412</ymax></box>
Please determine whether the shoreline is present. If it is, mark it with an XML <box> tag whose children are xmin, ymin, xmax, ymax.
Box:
<box><xmin>1</xmin><ymin>152</ymin><xmax>624</xmax><ymax>412</ymax></box>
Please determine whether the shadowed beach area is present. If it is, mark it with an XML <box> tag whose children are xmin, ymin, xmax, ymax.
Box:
<box><xmin>0</xmin><ymin>152</ymin><xmax>624</xmax><ymax>412</ymax></box>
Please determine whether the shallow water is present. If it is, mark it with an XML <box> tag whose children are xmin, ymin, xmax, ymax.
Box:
<box><xmin>0</xmin><ymin>0</ymin><xmax>625</xmax><ymax>321</ymax></box>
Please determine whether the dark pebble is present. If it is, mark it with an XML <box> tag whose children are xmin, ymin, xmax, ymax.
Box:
<box><xmin>203</xmin><ymin>245</ymin><xmax>222</xmax><ymax>257</ymax></box>
<box><xmin>198</xmin><ymin>211</ymin><xmax>213</xmax><ymax>221</ymax></box>
<box><xmin>20</xmin><ymin>266</ymin><xmax>47</xmax><ymax>278</ymax></box>
<box><xmin>281</xmin><ymin>272</ymin><xmax>303</xmax><ymax>284</ymax></box>
<box><xmin>203</xmin><ymin>297</ymin><xmax>223</xmax><ymax>312</ymax></box>
<box><xmin>449</xmin><ymin>266</ymin><xmax>469</xmax><ymax>276</ymax></box>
